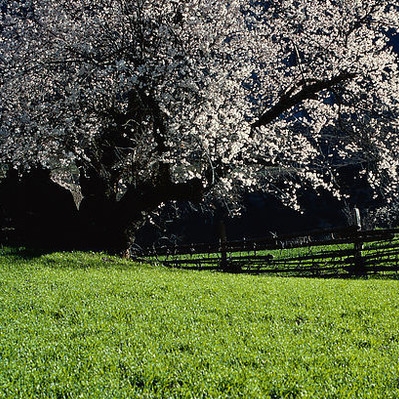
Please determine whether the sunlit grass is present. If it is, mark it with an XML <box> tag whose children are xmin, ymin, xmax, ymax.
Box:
<box><xmin>0</xmin><ymin>248</ymin><xmax>399</xmax><ymax>398</ymax></box>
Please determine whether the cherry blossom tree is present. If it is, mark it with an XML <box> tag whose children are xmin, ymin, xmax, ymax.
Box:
<box><xmin>1</xmin><ymin>0</ymin><xmax>399</xmax><ymax>254</ymax></box>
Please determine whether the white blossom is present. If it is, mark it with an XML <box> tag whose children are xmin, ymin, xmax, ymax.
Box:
<box><xmin>1</xmin><ymin>0</ymin><xmax>399</xmax><ymax>214</ymax></box>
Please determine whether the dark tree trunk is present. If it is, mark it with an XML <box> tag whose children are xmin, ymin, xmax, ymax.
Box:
<box><xmin>77</xmin><ymin>177</ymin><xmax>203</xmax><ymax>256</ymax></box>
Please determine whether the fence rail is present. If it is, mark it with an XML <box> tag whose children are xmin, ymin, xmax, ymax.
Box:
<box><xmin>139</xmin><ymin>226</ymin><xmax>399</xmax><ymax>277</ymax></box>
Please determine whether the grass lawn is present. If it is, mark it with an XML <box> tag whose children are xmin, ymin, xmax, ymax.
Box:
<box><xmin>0</xmin><ymin>248</ymin><xmax>399</xmax><ymax>398</ymax></box>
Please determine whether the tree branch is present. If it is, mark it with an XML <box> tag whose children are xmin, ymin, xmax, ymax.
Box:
<box><xmin>252</xmin><ymin>71</ymin><xmax>357</xmax><ymax>129</ymax></box>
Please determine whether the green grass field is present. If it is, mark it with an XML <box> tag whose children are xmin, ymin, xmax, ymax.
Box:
<box><xmin>1</xmin><ymin>248</ymin><xmax>399</xmax><ymax>398</ymax></box>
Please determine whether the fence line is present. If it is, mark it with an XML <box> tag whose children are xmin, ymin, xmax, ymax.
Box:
<box><xmin>139</xmin><ymin>226</ymin><xmax>399</xmax><ymax>277</ymax></box>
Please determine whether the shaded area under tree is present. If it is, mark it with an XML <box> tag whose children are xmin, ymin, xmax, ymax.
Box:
<box><xmin>0</xmin><ymin>167</ymin><xmax>202</xmax><ymax>255</ymax></box>
<box><xmin>0</xmin><ymin>163</ymin><xmax>388</xmax><ymax>254</ymax></box>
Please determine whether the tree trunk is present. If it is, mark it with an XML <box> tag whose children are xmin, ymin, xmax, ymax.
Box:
<box><xmin>76</xmin><ymin>168</ymin><xmax>203</xmax><ymax>255</ymax></box>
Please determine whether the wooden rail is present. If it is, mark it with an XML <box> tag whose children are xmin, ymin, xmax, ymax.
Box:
<box><xmin>140</xmin><ymin>227</ymin><xmax>399</xmax><ymax>277</ymax></box>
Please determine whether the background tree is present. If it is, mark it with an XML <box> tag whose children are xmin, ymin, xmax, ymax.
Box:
<box><xmin>1</xmin><ymin>0</ymin><xmax>399</xmax><ymax>254</ymax></box>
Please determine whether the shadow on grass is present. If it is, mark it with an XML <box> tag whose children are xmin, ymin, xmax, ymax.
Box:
<box><xmin>2</xmin><ymin>246</ymin><xmax>399</xmax><ymax>278</ymax></box>
<box><xmin>161</xmin><ymin>261</ymin><xmax>399</xmax><ymax>280</ymax></box>
<box><xmin>1</xmin><ymin>245</ymin><xmax>148</xmax><ymax>273</ymax></box>
<box><xmin>0</xmin><ymin>246</ymin><xmax>51</xmax><ymax>260</ymax></box>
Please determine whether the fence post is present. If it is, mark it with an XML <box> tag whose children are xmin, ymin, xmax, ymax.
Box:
<box><xmin>354</xmin><ymin>207</ymin><xmax>362</xmax><ymax>230</ymax></box>
<box><xmin>218</xmin><ymin>220</ymin><xmax>229</xmax><ymax>271</ymax></box>
<box><xmin>353</xmin><ymin>207</ymin><xmax>365</xmax><ymax>275</ymax></box>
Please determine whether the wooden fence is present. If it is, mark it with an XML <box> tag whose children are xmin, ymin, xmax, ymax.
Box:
<box><xmin>139</xmin><ymin>226</ymin><xmax>399</xmax><ymax>277</ymax></box>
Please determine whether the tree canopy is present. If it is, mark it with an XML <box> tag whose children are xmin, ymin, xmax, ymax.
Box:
<box><xmin>1</xmin><ymin>0</ymin><xmax>399</xmax><ymax>253</ymax></box>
